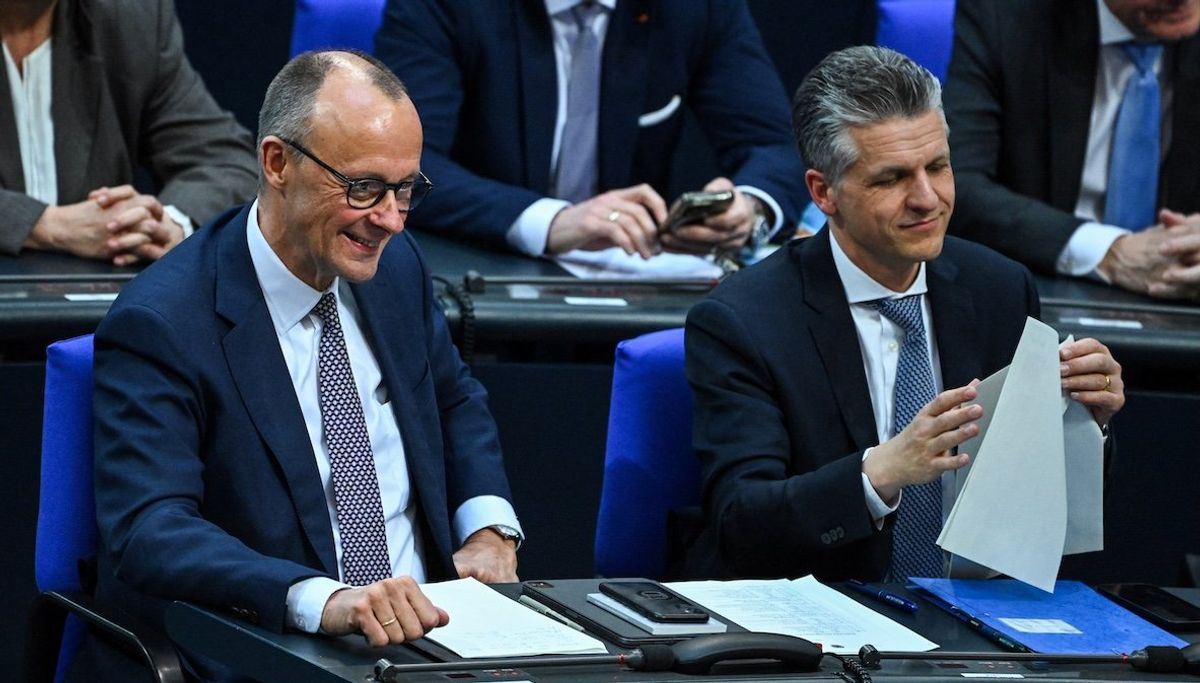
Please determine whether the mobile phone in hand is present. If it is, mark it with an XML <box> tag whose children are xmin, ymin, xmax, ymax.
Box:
<box><xmin>659</xmin><ymin>190</ymin><xmax>735</xmax><ymax>234</ymax></box>
<box><xmin>599</xmin><ymin>580</ymin><xmax>710</xmax><ymax>623</ymax></box>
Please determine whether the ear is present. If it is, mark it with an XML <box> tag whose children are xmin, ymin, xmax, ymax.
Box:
<box><xmin>805</xmin><ymin>168</ymin><xmax>836</xmax><ymax>217</ymax></box>
<box><xmin>260</xmin><ymin>136</ymin><xmax>289</xmax><ymax>191</ymax></box>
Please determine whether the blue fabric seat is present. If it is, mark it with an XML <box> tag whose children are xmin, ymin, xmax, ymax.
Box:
<box><xmin>290</xmin><ymin>0</ymin><xmax>387</xmax><ymax>56</ymax></box>
<box><xmin>594</xmin><ymin>328</ymin><xmax>700</xmax><ymax>579</ymax></box>
<box><xmin>875</xmin><ymin>0</ymin><xmax>957</xmax><ymax>82</ymax></box>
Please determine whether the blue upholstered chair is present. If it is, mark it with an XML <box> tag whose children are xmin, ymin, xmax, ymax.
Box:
<box><xmin>875</xmin><ymin>0</ymin><xmax>957</xmax><ymax>82</ymax></box>
<box><xmin>23</xmin><ymin>335</ymin><xmax>182</xmax><ymax>683</ymax></box>
<box><xmin>594</xmin><ymin>328</ymin><xmax>701</xmax><ymax>579</ymax></box>
<box><xmin>290</xmin><ymin>0</ymin><xmax>387</xmax><ymax>56</ymax></box>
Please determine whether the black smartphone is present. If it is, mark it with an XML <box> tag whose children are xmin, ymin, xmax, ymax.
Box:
<box><xmin>599</xmin><ymin>580</ymin><xmax>710</xmax><ymax>623</ymax></box>
<box><xmin>1096</xmin><ymin>583</ymin><xmax>1200</xmax><ymax>630</ymax></box>
<box><xmin>659</xmin><ymin>190</ymin><xmax>735</xmax><ymax>234</ymax></box>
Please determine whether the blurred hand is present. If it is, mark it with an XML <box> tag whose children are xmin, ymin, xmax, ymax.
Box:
<box><xmin>661</xmin><ymin>177</ymin><xmax>757</xmax><ymax>255</ymax></box>
<box><xmin>1098</xmin><ymin>209</ymin><xmax>1200</xmax><ymax>300</ymax></box>
<box><xmin>546</xmin><ymin>184</ymin><xmax>668</xmax><ymax>259</ymax></box>
<box><xmin>320</xmin><ymin>576</ymin><xmax>449</xmax><ymax>646</ymax></box>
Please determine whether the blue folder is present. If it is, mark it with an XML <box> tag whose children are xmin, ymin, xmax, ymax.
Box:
<box><xmin>910</xmin><ymin>578</ymin><xmax>1188</xmax><ymax>655</ymax></box>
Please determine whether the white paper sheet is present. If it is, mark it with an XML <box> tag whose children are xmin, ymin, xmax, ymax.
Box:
<box><xmin>554</xmin><ymin>247</ymin><xmax>723</xmax><ymax>279</ymax></box>
<box><xmin>419</xmin><ymin>578</ymin><xmax>608</xmax><ymax>658</ymax></box>
<box><xmin>666</xmin><ymin>576</ymin><xmax>937</xmax><ymax>654</ymax></box>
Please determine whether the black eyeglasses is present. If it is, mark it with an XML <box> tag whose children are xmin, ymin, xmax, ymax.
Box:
<box><xmin>279</xmin><ymin>137</ymin><xmax>433</xmax><ymax>212</ymax></box>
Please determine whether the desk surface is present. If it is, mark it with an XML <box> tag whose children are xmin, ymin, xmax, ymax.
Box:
<box><xmin>164</xmin><ymin>584</ymin><xmax>1200</xmax><ymax>683</ymax></box>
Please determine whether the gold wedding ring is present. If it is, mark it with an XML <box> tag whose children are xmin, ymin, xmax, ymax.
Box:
<box><xmin>380</xmin><ymin>617</ymin><xmax>398</xmax><ymax>627</ymax></box>
<box><xmin>1103</xmin><ymin>374</ymin><xmax>1112</xmax><ymax>392</ymax></box>
<box><xmin>607</xmin><ymin>210</ymin><xmax>621</xmax><ymax>222</ymax></box>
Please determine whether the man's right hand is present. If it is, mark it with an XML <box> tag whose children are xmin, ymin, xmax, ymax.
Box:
<box><xmin>545</xmin><ymin>184</ymin><xmax>668</xmax><ymax>259</ymax></box>
<box><xmin>862</xmin><ymin>383</ymin><xmax>981</xmax><ymax>504</ymax></box>
<box><xmin>320</xmin><ymin>576</ymin><xmax>449</xmax><ymax>646</ymax></box>
<box><xmin>1098</xmin><ymin>209</ymin><xmax>1200</xmax><ymax>300</ymax></box>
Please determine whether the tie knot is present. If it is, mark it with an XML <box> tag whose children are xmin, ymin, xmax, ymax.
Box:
<box><xmin>569</xmin><ymin>1</ymin><xmax>603</xmax><ymax>28</ymax></box>
<box><xmin>873</xmin><ymin>294</ymin><xmax>924</xmax><ymax>336</ymax></box>
<box><xmin>1122</xmin><ymin>42</ymin><xmax>1162</xmax><ymax>74</ymax></box>
<box><xmin>312</xmin><ymin>291</ymin><xmax>339</xmax><ymax>325</ymax></box>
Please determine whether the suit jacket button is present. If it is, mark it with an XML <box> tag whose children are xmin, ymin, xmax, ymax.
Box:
<box><xmin>820</xmin><ymin>532</ymin><xmax>831</xmax><ymax>544</ymax></box>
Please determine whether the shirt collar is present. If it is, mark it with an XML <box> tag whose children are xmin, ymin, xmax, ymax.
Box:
<box><xmin>829</xmin><ymin>229</ymin><xmax>928</xmax><ymax>304</ymax></box>
<box><xmin>246</xmin><ymin>198</ymin><xmax>337</xmax><ymax>335</ymax></box>
<box><xmin>1097</xmin><ymin>0</ymin><xmax>1138</xmax><ymax>45</ymax></box>
<box><xmin>545</xmin><ymin>0</ymin><xmax>617</xmax><ymax>17</ymax></box>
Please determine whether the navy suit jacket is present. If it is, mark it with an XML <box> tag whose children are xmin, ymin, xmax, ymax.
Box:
<box><xmin>375</xmin><ymin>0</ymin><xmax>806</xmax><ymax>252</ymax></box>
<box><xmin>944</xmin><ymin>0</ymin><xmax>1200</xmax><ymax>273</ymax></box>
<box><xmin>91</xmin><ymin>205</ymin><xmax>513</xmax><ymax>635</ymax></box>
<box><xmin>680</xmin><ymin>230</ymin><xmax>1039</xmax><ymax>580</ymax></box>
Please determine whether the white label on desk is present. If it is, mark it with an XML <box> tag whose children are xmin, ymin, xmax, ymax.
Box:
<box><xmin>997</xmin><ymin>617</ymin><xmax>1081</xmax><ymax>634</ymax></box>
<box><xmin>64</xmin><ymin>293</ymin><xmax>119</xmax><ymax>302</ymax></box>
<box><xmin>961</xmin><ymin>674</ymin><xmax>1025</xmax><ymax>679</ymax></box>
<box><xmin>506</xmin><ymin>284</ymin><xmax>540</xmax><ymax>300</ymax></box>
<box><xmin>1061</xmin><ymin>316</ymin><xmax>1144</xmax><ymax>330</ymax></box>
<box><xmin>563</xmin><ymin>296</ymin><xmax>628</xmax><ymax>307</ymax></box>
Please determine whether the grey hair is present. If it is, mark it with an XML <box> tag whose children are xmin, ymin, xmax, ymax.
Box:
<box><xmin>256</xmin><ymin>49</ymin><xmax>409</xmax><ymax>178</ymax></box>
<box><xmin>792</xmin><ymin>45</ymin><xmax>944</xmax><ymax>187</ymax></box>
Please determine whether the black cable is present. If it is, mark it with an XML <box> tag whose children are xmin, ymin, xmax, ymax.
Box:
<box><xmin>432</xmin><ymin>275</ymin><xmax>476</xmax><ymax>365</ymax></box>
<box><xmin>826</xmin><ymin>652</ymin><xmax>872</xmax><ymax>683</ymax></box>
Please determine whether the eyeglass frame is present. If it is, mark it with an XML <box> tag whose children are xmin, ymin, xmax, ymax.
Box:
<box><xmin>277</xmin><ymin>136</ymin><xmax>433</xmax><ymax>212</ymax></box>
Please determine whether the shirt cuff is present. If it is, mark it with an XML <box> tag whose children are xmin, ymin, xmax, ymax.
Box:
<box><xmin>163</xmin><ymin>204</ymin><xmax>196</xmax><ymax>239</ymax></box>
<box><xmin>736</xmin><ymin>185</ymin><xmax>784</xmax><ymax>240</ymax></box>
<box><xmin>507</xmin><ymin>198</ymin><xmax>570</xmax><ymax>256</ymax></box>
<box><xmin>861</xmin><ymin>447</ymin><xmax>900</xmax><ymax>530</ymax></box>
<box><xmin>1055</xmin><ymin>222</ymin><xmax>1129</xmax><ymax>278</ymax></box>
<box><xmin>453</xmin><ymin>495</ymin><xmax>523</xmax><ymax>547</ymax></box>
<box><xmin>286</xmin><ymin>575</ymin><xmax>348</xmax><ymax>633</ymax></box>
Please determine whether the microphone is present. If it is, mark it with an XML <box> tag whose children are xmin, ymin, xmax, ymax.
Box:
<box><xmin>859</xmin><ymin>642</ymin><xmax>1200</xmax><ymax>674</ymax></box>
<box><xmin>373</xmin><ymin>633</ymin><xmax>824</xmax><ymax>681</ymax></box>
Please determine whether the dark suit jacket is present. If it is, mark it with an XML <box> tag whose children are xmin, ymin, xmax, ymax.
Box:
<box><xmin>90</xmin><ymin>205</ymin><xmax>513</xmax><ymax>640</ymax></box>
<box><xmin>681</xmin><ymin>229</ymin><xmax>1039</xmax><ymax>580</ymax></box>
<box><xmin>375</xmin><ymin>0</ymin><xmax>806</xmax><ymax>252</ymax></box>
<box><xmin>944</xmin><ymin>0</ymin><xmax>1200</xmax><ymax>273</ymax></box>
<box><xmin>0</xmin><ymin>0</ymin><xmax>257</xmax><ymax>254</ymax></box>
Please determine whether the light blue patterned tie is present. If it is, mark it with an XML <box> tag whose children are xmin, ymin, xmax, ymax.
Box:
<box><xmin>313</xmin><ymin>292</ymin><xmax>391</xmax><ymax>586</ymax></box>
<box><xmin>553</xmin><ymin>1</ymin><xmax>605</xmax><ymax>203</ymax></box>
<box><xmin>1105</xmin><ymin>42</ymin><xmax>1162</xmax><ymax>231</ymax></box>
<box><xmin>875</xmin><ymin>295</ymin><xmax>944</xmax><ymax>580</ymax></box>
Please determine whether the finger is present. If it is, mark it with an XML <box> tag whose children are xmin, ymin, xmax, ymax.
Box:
<box><xmin>701</xmin><ymin>176</ymin><xmax>735</xmax><ymax>192</ymax></box>
<box><xmin>1160</xmin><ymin>261</ymin><xmax>1200</xmax><ymax>284</ymax></box>
<box><xmin>925</xmin><ymin>450</ymin><xmax>971</xmax><ymax>474</ymax></box>
<box><xmin>606</xmin><ymin>202</ymin><xmax>659</xmax><ymax>259</ymax></box>
<box><xmin>921</xmin><ymin>384</ymin><xmax>979</xmax><ymax>418</ymax></box>
<box><xmin>1159</xmin><ymin>232</ymin><xmax>1200</xmax><ymax>258</ymax></box>
<box><xmin>112</xmin><ymin>252</ymin><xmax>144</xmax><ymax>267</ymax></box>
<box><xmin>1159</xmin><ymin>207</ymin><xmax>1188</xmax><ymax>227</ymax></box>
<box><xmin>90</xmin><ymin>184</ymin><xmax>137</xmax><ymax>208</ymax></box>
<box><xmin>106</xmin><ymin>230</ymin><xmax>153</xmax><ymax>254</ymax></box>
<box><xmin>919</xmin><ymin>403</ymin><xmax>984</xmax><ymax>443</ymax></box>
<box><xmin>107</xmin><ymin>206</ymin><xmax>154</xmax><ymax>232</ymax></box>
<box><xmin>612</xmin><ymin>184</ymin><xmax>669</xmax><ymax>225</ymax></box>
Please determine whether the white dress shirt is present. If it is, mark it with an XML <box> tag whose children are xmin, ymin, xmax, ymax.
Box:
<box><xmin>505</xmin><ymin>0</ymin><xmax>783</xmax><ymax>256</ymax></box>
<box><xmin>1057</xmin><ymin>0</ymin><xmax>1172</xmax><ymax>277</ymax></box>
<box><xmin>2</xmin><ymin>38</ymin><xmax>194</xmax><ymax>235</ymax></box>
<box><xmin>245</xmin><ymin>201</ymin><xmax>521</xmax><ymax>633</ymax></box>
<box><xmin>829</xmin><ymin>233</ymin><xmax>957</xmax><ymax>527</ymax></box>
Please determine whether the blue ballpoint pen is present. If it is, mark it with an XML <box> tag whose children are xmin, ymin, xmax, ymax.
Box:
<box><xmin>847</xmin><ymin>580</ymin><xmax>919</xmax><ymax>613</ymax></box>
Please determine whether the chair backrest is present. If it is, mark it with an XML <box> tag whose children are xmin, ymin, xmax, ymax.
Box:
<box><xmin>875</xmin><ymin>0</ymin><xmax>957</xmax><ymax>82</ymax></box>
<box><xmin>36</xmin><ymin>334</ymin><xmax>97</xmax><ymax>682</ymax></box>
<box><xmin>594</xmin><ymin>328</ymin><xmax>700</xmax><ymax>579</ymax></box>
<box><xmin>289</xmin><ymin>0</ymin><xmax>387</xmax><ymax>57</ymax></box>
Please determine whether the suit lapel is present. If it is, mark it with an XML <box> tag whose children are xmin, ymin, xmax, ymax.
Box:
<box><xmin>215</xmin><ymin>207</ymin><xmax>338</xmax><ymax>576</ymax></box>
<box><xmin>352</xmin><ymin>271</ymin><xmax>454</xmax><ymax>573</ymax></box>
<box><xmin>927</xmin><ymin>252</ymin><xmax>984</xmax><ymax>391</ymax></box>
<box><xmin>1047</xmin><ymin>0</ymin><xmax>1098</xmax><ymax>210</ymax></box>
<box><xmin>514</xmin><ymin>1</ymin><xmax>558</xmax><ymax>193</ymax></box>
<box><xmin>1163</xmin><ymin>33</ymin><xmax>1200</xmax><ymax>209</ymax></box>
<box><xmin>50</xmin><ymin>0</ymin><xmax>106</xmax><ymax>203</ymax></box>
<box><xmin>0</xmin><ymin>51</ymin><xmax>22</xmax><ymax>192</ymax></box>
<box><xmin>798</xmin><ymin>232</ymin><xmax>879</xmax><ymax>452</ymax></box>
<box><xmin>598</xmin><ymin>0</ymin><xmax>651</xmax><ymax>190</ymax></box>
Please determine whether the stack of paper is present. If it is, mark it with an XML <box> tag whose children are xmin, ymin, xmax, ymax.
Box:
<box><xmin>666</xmin><ymin>576</ymin><xmax>937</xmax><ymax>654</ymax></box>
<box><xmin>419</xmin><ymin>578</ymin><xmax>608</xmax><ymax>658</ymax></box>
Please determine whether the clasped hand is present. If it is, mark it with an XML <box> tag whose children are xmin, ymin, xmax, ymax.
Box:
<box><xmin>27</xmin><ymin>184</ymin><xmax>184</xmax><ymax>265</ymax></box>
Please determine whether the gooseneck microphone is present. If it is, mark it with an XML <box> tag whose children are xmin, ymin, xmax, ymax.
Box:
<box><xmin>859</xmin><ymin>642</ymin><xmax>1200</xmax><ymax>674</ymax></box>
<box><xmin>374</xmin><ymin>644</ymin><xmax>676</xmax><ymax>681</ymax></box>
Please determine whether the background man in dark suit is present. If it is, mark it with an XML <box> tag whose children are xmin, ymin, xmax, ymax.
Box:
<box><xmin>945</xmin><ymin>0</ymin><xmax>1200</xmax><ymax>300</ymax></box>
<box><xmin>0</xmin><ymin>0</ymin><xmax>257</xmax><ymax>265</ymax></box>
<box><xmin>375</xmin><ymin>0</ymin><xmax>806</xmax><ymax>269</ymax></box>
<box><xmin>86</xmin><ymin>50</ymin><xmax>521</xmax><ymax>680</ymax></box>
<box><xmin>681</xmin><ymin>46</ymin><xmax>1124</xmax><ymax>582</ymax></box>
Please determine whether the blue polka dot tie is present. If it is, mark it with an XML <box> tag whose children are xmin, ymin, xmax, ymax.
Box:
<box><xmin>313</xmin><ymin>292</ymin><xmax>391</xmax><ymax>586</ymax></box>
<box><xmin>875</xmin><ymin>295</ymin><xmax>944</xmax><ymax>580</ymax></box>
<box><xmin>1105</xmin><ymin>42</ymin><xmax>1163</xmax><ymax>231</ymax></box>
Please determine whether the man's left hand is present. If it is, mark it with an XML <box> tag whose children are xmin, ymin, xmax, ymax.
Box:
<box><xmin>661</xmin><ymin>177</ymin><xmax>757</xmax><ymax>254</ymax></box>
<box><xmin>453</xmin><ymin>528</ymin><xmax>518</xmax><ymax>583</ymax></box>
<box><xmin>1060</xmin><ymin>337</ymin><xmax>1124</xmax><ymax>428</ymax></box>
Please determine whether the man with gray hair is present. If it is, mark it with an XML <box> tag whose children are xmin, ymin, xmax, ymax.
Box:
<box><xmin>81</xmin><ymin>49</ymin><xmax>521</xmax><ymax>681</ymax></box>
<box><xmin>679</xmin><ymin>46</ymin><xmax>1124</xmax><ymax>582</ymax></box>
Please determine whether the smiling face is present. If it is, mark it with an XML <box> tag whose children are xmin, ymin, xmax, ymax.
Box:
<box><xmin>262</xmin><ymin>67</ymin><xmax>423</xmax><ymax>291</ymax></box>
<box><xmin>1105</xmin><ymin>0</ymin><xmax>1200</xmax><ymax>41</ymax></box>
<box><xmin>806</xmin><ymin>110</ymin><xmax>954</xmax><ymax>291</ymax></box>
